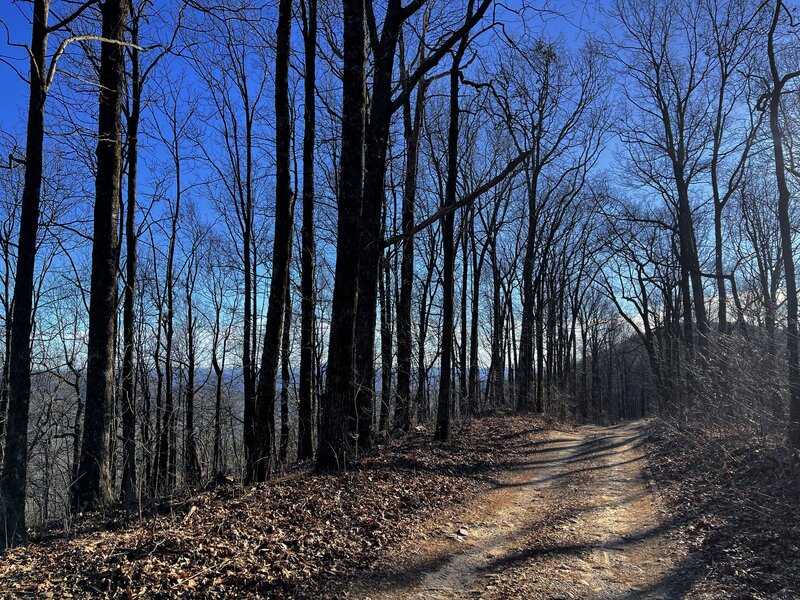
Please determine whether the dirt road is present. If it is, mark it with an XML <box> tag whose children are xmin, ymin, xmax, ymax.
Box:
<box><xmin>347</xmin><ymin>422</ymin><xmax>693</xmax><ymax>599</ymax></box>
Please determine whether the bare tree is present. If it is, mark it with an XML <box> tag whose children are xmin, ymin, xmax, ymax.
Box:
<box><xmin>763</xmin><ymin>0</ymin><xmax>800</xmax><ymax>445</ymax></box>
<box><xmin>612</xmin><ymin>0</ymin><xmax>710</xmax><ymax>353</ymax></box>
<box><xmin>435</xmin><ymin>19</ymin><xmax>472</xmax><ymax>443</ymax></box>
<box><xmin>353</xmin><ymin>0</ymin><xmax>493</xmax><ymax>451</ymax></box>
<box><xmin>187</xmin><ymin>5</ymin><xmax>267</xmax><ymax>479</ymax></box>
<box><xmin>253</xmin><ymin>0</ymin><xmax>294</xmax><ymax>482</ymax></box>
<box><xmin>121</xmin><ymin>0</ymin><xmax>179</xmax><ymax>507</ymax></box>
<box><xmin>1</xmin><ymin>0</ymin><xmax>102</xmax><ymax>546</ymax></box>
<box><xmin>395</xmin><ymin>20</ymin><xmax>428</xmax><ymax>432</ymax></box>
<box><xmin>73</xmin><ymin>0</ymin><xmax>130</xmax><ymax>511</ymax></box>
<box><xmin>316</xmin><ymin>0</ymin><xmax>367</xmax><ymax>470</ymax></box>
<box><xmin>297</xmin><ymin>0</ymin><xmax>317</xmax><ymax>462</ymax></box>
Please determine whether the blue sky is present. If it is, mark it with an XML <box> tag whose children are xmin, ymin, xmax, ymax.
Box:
<box><xmin>0</xmin><ymin>0</ymin><xmax>625</xmax><ymax>367</ymax></box>
<box><xmin>0</xmin><ymin>0</ymin><xmax>607</xmax><ymax>138</ymax></box>
<box><xmin>0</xmin><ymin>2</ymin><xmax>31</xmax><ymax>135</ymax></box>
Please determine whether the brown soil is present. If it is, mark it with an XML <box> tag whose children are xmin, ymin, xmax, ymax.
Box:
<box><xmin>345</xmin><ymin>422</ymin><xmax>694</xmax><ymax>599</ymax></box>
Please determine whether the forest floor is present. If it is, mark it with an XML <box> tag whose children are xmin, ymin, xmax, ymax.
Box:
<box><xmin>1</xmin><ymin>415</ymin><xmax>798</xmax><ymax>598</ymax></box>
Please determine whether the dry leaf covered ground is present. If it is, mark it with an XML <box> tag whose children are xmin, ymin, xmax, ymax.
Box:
<box><xmin>0</xmin><ymin>416</ymin><xmax>554</xmax><ymax>598</ymax></box>
<box><xmin>2</xmin><ymin>416</ymin><xmax>799</xmax><ymax>599</ymax></box>
<box><xmin>646</xmin><ymin>422</ymin><xmax>800</xmax><ymax>599</ymax></box>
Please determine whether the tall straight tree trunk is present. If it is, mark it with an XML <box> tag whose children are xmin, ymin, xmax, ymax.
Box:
<box><xmin>0</xmin><ymin>306</ymin><xmax>10</xmax><ymax>468</ymax></box>
<box><xmin>316</xmin><ymin>0</ymin><xmax>366</xmax><ymax>470</ymax></box>
<box><xmin>297</xmin><ymin>0</ymin><xmax>317</xmax><ymax>463</ymax></box>
<box><xmin>169</xmin><ymin>370</ymin><xmax>179</xmax><ymax>484</ymax></box>
<box><xmin>353</xmin><ymin>2</ymin><xmax>404</xmax><ymax>452</ymax></box>
<box><xmin>378</xmin><ymin>255</ymin><xmax>393</xmax><ymax>432</ymax></box>
<box><xmin>767</xmin><ymin>0</ymin><xmax>800</xmax><ymax>446</ymax></box>
<box><xmin>571</xmin><ymin>314</ymin><xmax>578</xmax><ymax>415</ymax></box>
<box><xmin>679</xmin><ymin>260</ymin><xmax>693</xmax><ymax>351</ymax></box>
<box><xmin>212</xmin><ymin>346</ymin><xmax>224</xmax><ymax>476</ymax></box>
<box><xmin>254</xmin><ymin>0</ymin><xmax>294</xmax><ymax>482</ymax></box>
<box><xmin>591</xmin><ymin>334</ymin><xmax>600</xmax><ymax>422</ymax></box>
<box><xmin>279</xmin><ymin>279</ymin><xmax>292</xmax><ymax>467</ymax></box>
<box><xmin>535</xmin><ymin>284</ymin><xmax>545</xmax><ymax>412</ymax></box>
<box><xmin>508</xmin><ymin>291</ymin><xmax>517</xmax><ymax>407</ymax></box>
<box><xmin>517</xmin><ymin>167</ymin><xmax>541</xmax><ymax>411</ymax></box>
<box><xmin>0</xmin><ymin>267</ymin><xmax>10</xmax><ymax>467</ymax></box>
<box><xmin>158</xmin><ymin>122</ymin><xmax>182</xmax><ymax>493</ymax></box>
<box><xmin>518</xmin><ymin>258</ymin><xmax>535</xmax><ymax>410</ymax></box>
<box><xmin>241</xmin><ymin>98</ymin><xmax>257</xmax><ymax>481</ymax></box>
<box><xmin>121</xmin><ymin>6</ymin><xmax>141</xmax><ymax>507</ymax></box>
<box><xmin>545</xmin><ymin>287</ymin><xmax>554</xmax><ymax>408</ymax></box>
<box><xmin>210</xmin><ymin>286</ymin><xmax>230</xmax><ymax>479</ymax></box>
<box><xmin>712</xmin><ymin>186</ymin><xmax>726</xmax><ymax>333</ymax></box>
<box><xmin>416</xmin><ymin>270</ymin><xmax>431</xmax><ymax>422</ymax></box>
<box><xmin>468</xmin><ymin>287</ymin><xmax>480</xmax><ymax>411</ymax></box>
<box><xmin>491</xmin><ymin>246</ymin><xmax>503</xmax><ymax>405</ymax></box>
<box><xmin>468</xmin><ymin>226</ymin><xmax>484</xmax><ymax>414</ymax></box>
<box><xmin>435</xmin><ymin>38</ymin><xmax>468</xmax><ymax>443</ymax></box>
<box><xmin>488</xmin><ymin>238</ymin><xmax>501</xmax><ymax>404</ymax></box>
<box><xmin>184</xmin><ymin>264</ymin><xmax>201</xmax><ymax>487</ymax></box>
<box><xmin>242</xmin><ymin>238</ymin><xmax>256</xmax><ymax>480</ymax></box>
<box><xmin>73</xmin><ymin>0</ymin><xmax>129</xmax><ymax>511</ymax></box>
<box><xmin>150</xmin><ymin>269</ymin><xmax>164</xmax><ymax>492</ymax></box>
<box><xmin>676</xmin><ymin>181</ymin><xmax>707</xmax><ymax>350</ymax></box>
<box><xmin>580</xmin><ymin>324</ymin><xmax>588</xmax><ymax>421</ymax></box>
<box><xmin>71</xmin><ymin>375</ymin><xmax>84</xmax><ymax>483</ymax></box>
<box><xmin>1</xmin><ymin>0</ymin><xmax>49</xmax><ymax>547</ymax></box>
<box><xmin>395</xmin><ymin>65</ymin><xmax>427</xmax><ymax>433</ymax></box>
<box><xmin>459</xmin><ymin>213</ymin><xmax>469</xmax><ymax>413</ymax></box>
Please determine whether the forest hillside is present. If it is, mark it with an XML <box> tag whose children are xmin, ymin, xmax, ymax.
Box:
<box><xmin>1</xmin><ymin>0</ymin><xmax>800</xmax><ymax>597</ymax></box>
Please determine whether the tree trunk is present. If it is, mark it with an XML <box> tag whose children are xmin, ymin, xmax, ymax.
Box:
<box><xmin>676</xmin><ymin>181</ymin><xmax>707</xmax><ymax>352</ymax></box>
<box><xmin>150</xmin><ymin>270</ymin><xmax>164</xmax><ymax>492</ymax></box>
<box><xmin>468</xmin><ymin>244</ymin><xmax>482</xmax><ymax>414</ymax></box>
<box><xmin>395</xmin><ymin>66</ymin><xmax>427</xmax><ymax>433</ymax></box>
<box><xmin>297</xmin><ymin>0</ymin><xmax>317</xmax><ymax>463</ymax></box>
<box><xmin>353</xmin><ymin>4</ymin><xmax>404</xmax><ymax>452</ymax></box>
<box><xmin>416</xmin><ymin>262</ymin><xmax>432</xmax><ymax>423</ymax></box>
<box><xmin>241</xmin><ymin>117</ymin><xmax>256</xmax><ymax>483</ymax></box>
<box><xmin>518</xmin><ymin>249</ymin><xmax>535</xmax><ymax>411</ymax></box>
<box><xmin>378</xmin><ymin>255</ymin><xmax>393</xmax><ymax>432</ymax></box>
<box><xmin>435</xmin><ymin>42</ymin><xmax>466</xmax><ymax>443</ymax></box>
<box><xmin>316</xmin><ymin>0</ymin><xmax>366</xmax><ymax>470</ymax></box>
<box><xmin>535</xmin><ymin>284</ymin><xmax>545</xmax><ymax>412</ymax></box>
<box><xmin>253</xmin><ymin>0</ymin><xmax>294</xmax><ymax>481</ymax></box>
<box><xmin>279</xmin><ymin>283</ymin><xmax>292</xmax><ymax>467</ymax></box>
<box><xmin>157</xmin><ymin>115</ymin><xmax>182</xmax><ymax>494</ymax></box>
<box><xmin>210</xmin><ymin>284</ymin><xmax>230</xmax><ymax>479</ymax></box>
<box><xmin>73</xmin><ymin>0</ymin><xmax>129</xmax><ymax>511</ymax></box>
<box><xmin>184</xmin><ymin>263</ymin><xmax>201</xmax><ymax>487</ymax></box>
<box><xmin>121</xmin><ymin>7</ymin><xmax>141</xmax><ymax>507</ymax></box>
<box><xmin>459</xmin><ymin>212</ymin><xmax>469</xmax><ymax>414</ymax></box>
<box><xmin>0</xmin><ymin>0</ymin><xmax>48</xmax><ymax>548</ymax></box>
<box><xmin>767</xmin><ymin>1</ymin><xmax>800</xmax><ymax>446</ymax></box>
<box><xmin>580</xmin><ymin>324</ymin><xmax>588</xmax><ymax>422</ymax></box>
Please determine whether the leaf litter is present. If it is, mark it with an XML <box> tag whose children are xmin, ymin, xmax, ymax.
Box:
<box><xmin>0</xmin><ymin>416</ymin><xmax>553</xmax><ymax>598</ymax></box>
<box><xmin>646</xmin><ymin>421</ymin><xmax>800</xmax><ymax>599</ymax></box>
